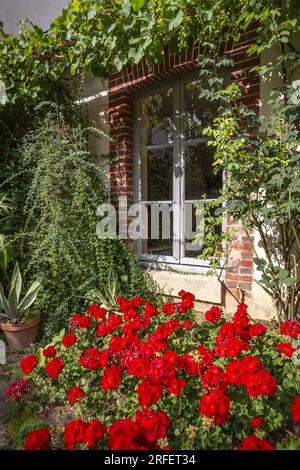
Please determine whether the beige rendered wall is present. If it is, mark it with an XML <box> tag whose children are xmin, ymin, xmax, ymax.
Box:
<box><xmin>79</xmin><ymin>74</ymin><xmax>110</xmax><ymax>194</ymax></box>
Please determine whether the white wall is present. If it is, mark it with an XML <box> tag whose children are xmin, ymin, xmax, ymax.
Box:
<box><xmin>1</xmin><ymin>0</ymin><xmax>68</xmax><ymax>34</ymax></box>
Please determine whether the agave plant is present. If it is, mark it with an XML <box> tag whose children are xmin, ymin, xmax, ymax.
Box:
<box><xmin>0</xmin><ymin>263</ymin><xmax>41</xmax><ymax>323</ymax></box>
<box><xmin>86</xmin><ymin>270</ymin><xmax>119</xmax><ymax>311</ymax></box>
<box><xmin>0</xmin><ymin>193</ymin><xmax>11</xmax><ymax>215</ymax></box>
<box><xmin>0</xmin><ymin>234</ymin><xmax>14</xmax><ymax>275</ymax></box>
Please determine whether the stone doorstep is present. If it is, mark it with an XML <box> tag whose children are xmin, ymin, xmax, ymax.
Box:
<box><xmin>149</xmin><ymin>269</ymin><xmax>223</xmax><ymax>305</ymax></box>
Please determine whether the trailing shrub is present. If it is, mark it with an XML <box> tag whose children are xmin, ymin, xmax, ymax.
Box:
<box><xmin>15</xmin><ymin>104</ymin><xmax>157</xmax><ymax>338</ymax></box>
<box><xmin>8</xmin><ymin>291</ymin><xmax>300</xmax><ymax>450</ymax></box>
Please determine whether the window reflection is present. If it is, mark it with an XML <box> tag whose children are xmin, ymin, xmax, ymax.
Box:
<box><xmin>140</xmin><ymin>88</ymin><xmax>174</xmax><ymax>147</ymax></box>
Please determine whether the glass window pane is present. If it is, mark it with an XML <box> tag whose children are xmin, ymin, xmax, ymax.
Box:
<box><xmin>140</xmin><ymin>88</ymin><xmax>174</xmax><ymax>146</ymax></box>
<box><xmin>184</xmin><ymin>80</ymin><xmax>217</xmax><ymax>140</ymax></box>
<box><xmin>185</xmin><ymin>141</ymin><xmax>222</xmax><ymax>200</ymax></box>
<box><xmin>184</xmin><ymin>203</ymin><xmax>222</xmax><ymax>259</ymax></box>
<box><xmin>141</xmin><ymin>147</ymin><xmax>173</xmax><ymax>201</ymax></box>
<box><xmin>141</xmin><ymin>203</ymin><xmax>173</xmax><ymax>257</ymax></box>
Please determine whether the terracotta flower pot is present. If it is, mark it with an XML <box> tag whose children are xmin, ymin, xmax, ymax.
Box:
<box><xmin>0</xmin><ymin>316</ymin><xmax>41</xmax><ymax>351</ymax></box>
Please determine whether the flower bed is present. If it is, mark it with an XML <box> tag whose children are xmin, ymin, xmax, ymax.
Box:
<box><xmin>7</xmin><ymin>291</ymin><xmax>300</xmax><ymax>450</ymax></box>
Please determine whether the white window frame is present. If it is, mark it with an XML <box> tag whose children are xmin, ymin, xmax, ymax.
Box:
<box><xmin>133</xmin><ymin>71</ymin><xmax>225</xmax><ymax>272</ymax></box>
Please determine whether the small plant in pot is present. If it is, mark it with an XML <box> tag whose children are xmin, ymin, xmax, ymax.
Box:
<box><xmin>0</xmin><ymin>263</ymin><xmax>41</xmax><ymax>351</ymax></box>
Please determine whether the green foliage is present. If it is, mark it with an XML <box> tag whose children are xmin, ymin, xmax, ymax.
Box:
<box><xmin>9</xmin><ymin>401</ymin><xmax>45</xmax><ymax>450</ymax></box>
<box><xmin>15</xmin><ymin>104</ymin><xmax>156</xmax><ymax>338</ymax></box>
<box><xmin>194</xmin><ymin>11</ymin><xmax>300</xmax><ymax>321</ymax></box>
<box><xmin>0</xmin><ymin>262</ymin><xmax>41</xmax><ymax>323</ymax></box>
<box><xmin>277</xmin><ymin>433</ymin><xmax>300</xmax><ymax>450</ymax></box>
<box><xmin>2</xmin><ymin>1</ymin><xmax>299</xmax><ymax>107</ymax></box>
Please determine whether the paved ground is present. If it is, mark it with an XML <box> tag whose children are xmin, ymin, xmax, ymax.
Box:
<box><xmin>0</xmin><ymin>350</ymin><xmax>22</xmax><ymax>450</ymax></box>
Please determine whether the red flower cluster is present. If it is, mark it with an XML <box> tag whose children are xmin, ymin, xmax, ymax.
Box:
<box><xmin>280</xmin><ymin>320</ymin><xmax>300</xmax><ymax>339</ymax></box>
<box><xmin>43</xmin><ymin>345</ymin><xmax>56</xmax><ymax>358</ymax></box>
<box><xmin>6</xmin><ymin>378</ymin><xmax>30</xmax><ymax>400</ymax></box>
<box><xmin>162</xmin><ymin>291</ymin><xmax>195</xmax><ymax>316</ymax></box>
<box><xmin>109</xmin><ymin>409</ymin><xmax>170</xmax><ymax>450</ymax></box>
<box><xmin>69</xmin><ymin>314</ymin><xmax>91</xmax><ymax>330</ymax></box>
<box><xmin>251</xmin><ymin>416</ymin><xmax>263</xmax><ymax>429</ymax></box>
<box><xmin>65</xmin><ymin>419</ymin><xmax>107</xmax><ymax>450</ymax></box>
<box><xmin>62</xmin><ymin>333</ymin><xmax>77</xmax><ymax>347</ymax></box>
<box><xmin>15</xmin><ymin>291</ymin><xmax>300</xmax><ymax>451</ymax></box>
<box><xmin>240</xmin><ymin>435</ymin><xmax>274</xmax><ymax>450</ymax></box>
<box><xmin>277</xmin><ymin>342</ymin><xmax>296</xmax><ymax>357</ymax></box>
<box><xmin>213</xmin><ymin>304</ymin><xmax>268</xmax><ymax>358</ymax></box>
<box><xmin>205</xmin><ymin>306</ymin><xmax>222</xmax><ymax>323</ymax></box>
<box><xmin>80</xmin><ymin>347</ymin><xmax>108</xmax><ymax>371</ymax></box>
<box><xmin>202</xmin><ymin>365</ymin><xmax>227</xmax><ymax>392</ymax></box>
<box><xmin>291</xmin><ymin>395</ymin><xmax>300</xmax><ymax>422</ymax></box>
<box><xmin>23</xmin><ymin>428</ymin><xmax>51</xmax><ymax>450</ymax></box>
<box><xmin>45</xmin><ymin>358</ymin><xmax>64</xmax><ymax>379</ymax></box>
<box><xmin>199</xmin><ymin>389</ymin><xmax>230</xmax><ymax>425</ymax></box>
<box><xmin>178</xmin><ymin>290</ymin><xmax>195</xmax><ymax>310</ymax></box>
<box><xmin>249</xmin><ymin>324</ymin><xmax>267</xmax><ymax>337</ymax></box>
<box><xmin>96</xmin><ymin>313</ymin><xmax>122</xmax><ymax>336</ymax></box>
<box><xmin>20</xmin><ymin>354</ymin><xmax>38</xmax><ymax>375</ymax></box>
<box><xmin>87</xmin><ymin>304</ymin><xmax>107</xmax><ymax>320</ymax></box>
<box><xmin>226</xmin><ymin>355</ymin><xmax>277</xmax><ymax>397</ymax></box>
<box><xmin>101</xmin><ymin>364</ymin><xmax>122</xmax><ymax>390</ymax></box>
<box><xmin>67</xmin><ymin>386</ymin><xmax>85</xmax><ymax>403</ymax></box>
<box><xmin>137</xmin><ymin>379</ymin><xmax>163</xmax><ymax>407</ymax></box>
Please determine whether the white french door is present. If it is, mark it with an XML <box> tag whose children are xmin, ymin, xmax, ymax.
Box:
<box><xmin>133</xmin><ymin>73</ymin><xmax>222</xmax><ymax>268</ymax></box>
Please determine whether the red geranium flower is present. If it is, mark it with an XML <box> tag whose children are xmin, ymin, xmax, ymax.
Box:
<box><xmin>67</xmin><ymin>386</ymin><xmax>85</xmax><ymax>404</ymax></box>
<box><xmin>62</xmin><ymin>333</ymin><xmax>77</xmax><ymax>348</ymax></box>
<box><xmin>251</xmin><ymin>417</ymin><xmax>263</xmax><ymax>429</ymax></box>
<box><xmin>109</xmin><ymin>418</ymin><xmax>140</xmax><ymax>450</ymax></box>
<box><xmin>137</xmin><ymin>379</ymin><xmax>163</xmax><ymax>407</ymax></box>
<box><xmin>23</xmin><ymin>428</ymin><xmax>51</xmax><ymax>450</ymax></box>
<box><xmin>101</xmin><ymin>365</ymin><xmax>122</xmax><ymax>390</ymax></box>
<box><xmin>199</xmin><ymin>389</ymin><xmax>230</xmax><ymax>425</ymax></box>
<box><xmin>109</xmin><ymin>335</ymin><xmax>127</xmax><ymax>356</ymax></box>
<box><xmin>20</xmin><ymin>354</ymin><xmax>38</xmax><ymax>375</ymax></box>
<box><xmin>277</xmin><ymin>342</ymin><xmax>296</xmax><ymax>357</ymax></box>
<box><xmin>6</xmin><ymin>378</ymin><xmax>30</xmax><ymax>400</ymax></box>
<box><xmin>87</xmin><ymin>304</ymin><xmax>106</xmax><ymax>320</ymax></box>
<box><xmin>96</xmin><ymin>313</ymin><xmax>122</xmax><ymax>336</ymax></box>
<box><xmin>179</xmin><ymin>353</ymin><xmax>200</xmax><ymax>376</ymax></box>
<box><xmin>280</xmin><ymin>320</ymin><xmax>300</xmax><ymax>339</ymax></box>
<box><xmin>291</xmin><ymin>395</ymin><xmax>300</xmax><ymax>422</ymax></box>
<box><xmin>144</xmin><ymin>301</ymin><xmax>158</xmax><ymax>318</ymax></box>
<box><xmin>83</xmin><ymin>420</ymin><xmax>107</xmax><ymax>449</ymax></box>
<box><xmin>64</xmin><ymin>419</ymin><xmax>87</xmax><ymax>450</ymax></box>
<box><xmin>240</xmin><ymin>435</ymin><xmax>274</xmax><ymax>450</ymax></box>
<box><xmin>135</xmin><ymin>408</ymin><xmax>170</xmax><ymax>446</ymax></box>
<box><xmin>182</xmin><ymin>320</ymin><xmax>194</xmax><ymax>329</ymax></box>
<box><xmin>80</xmin><ymin>347</ymin><xmax>103</xmax><ymax>371</ymax></box>
<box><xmin>45</xmin><ymin>357</ymin><xmax>64</xmax><ymax>379</ymax></box>
<box><xmin>205</xmin><ymin>306</ymin><xmax>222</xmax><ymax>323</ymax></box>
<box><xmin>215</xmin><ymin>337</ymin><xmax>249</xmax><ymax>358</ymax></box>
<box><xmin>178</xmin><ymin>290</ymin><xmax>195</xmax><ymax>309</ymax></box>
<box><xmin>69</xmin><ymin>314</ymin><xmax>92</xmax><ymax>329</ymax></box>
<box><xmin>249</xmin><ymin>324</ymin><xmax>267</xmax><ymax>337</ymax></box>
<box><xmin>202</xmin><ymin>365</ymin><xmax>228</xmax><ymax>392</ymax></box>
<box><xmin>43</xmin><ymin>345</ymin><xmax>56</xmax><ymax>358</ymax></box>
<box><xmin>167</xmin><ymin>377</ymin><xmax>186</xmax><ymax>396</ymax></box>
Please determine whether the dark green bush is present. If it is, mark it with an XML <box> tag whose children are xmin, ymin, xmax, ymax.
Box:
<box><xmin>7</xmin><ymin>104</ymin><xmax>157</xmax><ymax>338</ymax></box>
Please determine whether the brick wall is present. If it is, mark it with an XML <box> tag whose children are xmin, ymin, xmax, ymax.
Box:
<box><xmin>108</xmin><ymin>24</ymin><xmax>260</xmax><ymax>302</ymax></box>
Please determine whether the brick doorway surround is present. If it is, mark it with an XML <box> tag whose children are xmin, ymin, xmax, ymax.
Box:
<box><xmin>108</xmin><ymin>24</ymin><xmax>260</xmax><ymax>302</ymax></box>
